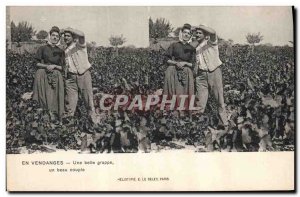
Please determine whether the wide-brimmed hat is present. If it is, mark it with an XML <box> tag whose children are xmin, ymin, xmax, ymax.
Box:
<box><xmin>61</xmin><ymin>27</ymin><xmax>74</xmax><ymax>34</ymax></box>
<box><xmin>195</xmin><ymin>24</ymin><xmax>208</xmax><ymax>32</ymax></box>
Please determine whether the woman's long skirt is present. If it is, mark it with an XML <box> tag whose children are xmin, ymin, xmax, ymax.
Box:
<box><xmin>163</xmin><ymin>66</ymin><xmax>194</xmax><ymax>109</ymax></box>
<box><xmin>33</xmin><ymin>69</ymin><xmax>64</xmax><ymax>118</ymax></box>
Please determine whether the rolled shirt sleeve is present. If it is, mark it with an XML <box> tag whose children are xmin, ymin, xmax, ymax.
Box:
<box><xmin>208</xmin><ymin>34</ymin><xmax>218</xmax><ymax>46</ymax></box>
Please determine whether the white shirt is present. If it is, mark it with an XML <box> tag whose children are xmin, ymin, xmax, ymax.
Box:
<box><xmin>65</xmin><ymin>42</ymin><xmax>91</xmax><ymax>74</ymax></box>
<box><xmin>195</xmin><ymin>37</ymin><xmax>222</xmax><ymax>72</ymax></box>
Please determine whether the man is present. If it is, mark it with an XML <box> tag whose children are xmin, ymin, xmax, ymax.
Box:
<box><xmin>61</xmin><ymin>27</ymin><xmax>96</xmax><ymax>122</ymax></box>
<box><xmin>194</xmin><ymin>25</ymin><xmax>228</xmax><ymax>129</ymax></box>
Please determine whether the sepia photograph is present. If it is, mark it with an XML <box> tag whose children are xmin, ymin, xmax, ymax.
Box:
<box><xmin>5</xmin><ymin>6</ymin><xmax>295</xmax><ymax>191</ymax></box>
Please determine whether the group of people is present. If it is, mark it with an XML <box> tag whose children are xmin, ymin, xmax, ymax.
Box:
<box><xmin>33</xmin><ymin>26</ymin><xmax>95</xmax><ymax>123</ymax></box>
<box><xmin>32</xmin><ymin>23</ymin><xmax>230</xmax><ymax>152</ymax></box>
<box><xmin>7</xmin><ymin>22</ymin><xmax>294</xmax><ymax>153</ymax></box>
<box><xmin>163</xmin><ymin>23</ymin><xmax>228</xmax><ymax>129</ymax></box>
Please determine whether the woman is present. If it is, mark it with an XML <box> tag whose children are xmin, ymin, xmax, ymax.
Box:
<box><xmin>163</xmin><ymin>23</ymin><xmax>195</xmax><ymax>109</ymax></box>
<box><xmin>32</xmin><ymin>26</ymin><xmax>65</xmax><ymax>119</ymax></box>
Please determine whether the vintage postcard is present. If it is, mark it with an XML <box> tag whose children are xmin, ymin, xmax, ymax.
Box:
<box><xmin>6</xmin><ymin>6</ymin><xmax>295</xmax><ymax>191</ymax></box>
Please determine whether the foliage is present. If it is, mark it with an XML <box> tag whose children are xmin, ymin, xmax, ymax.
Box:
<box><xmin>246</xmin><ymin>32</ymin><xmax>264</xmax><ymax>53</ymax></box>
<box><xmin>173</xmin><ymin>27</ymin><xmax>181</xmax><ymax>37</ymax></box>
<box><xmin>36</xmin><ymin>30</ymin><xmax>48</xmax><ymax>40</ymax></box>
<box><xmin>109</xmin><ymin>35</ymin><xmax>126</xmax><ymax>48</ymax></box>
<box><xmin>86</xmin><ymin>41</ymin><xmax>97</xmax><ymax>58</ymax></box>
<box><xmin>11</xmin><ymin>21</ymin><xmax>36</xmax><ymax>42</ymax></box>
<box><xmin>246</xmin><ymin>32</ymin><xmax>264</xmax><ymax>45</ymax></box>
<box><xmin>109</xmin><ymin>35</ymin><xmax>126</xmax><ymax>55</ymax></box>
<box><xmin>6</xmin><ymin>44</ymin><xmax>295</xmax><ymax>153</ymax></box>
<box><xmin>149</xmin><ymin>17</ymin><xmax>173</xmax><ymax>39</ymax></box>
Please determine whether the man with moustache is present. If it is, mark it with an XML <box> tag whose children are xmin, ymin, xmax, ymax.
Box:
<box><xmin>61</xmin><ymin>27</ymin><xmax>97</xmax><ymax>153</ymax></box>
<box><xmin>193</xmin><ymin>25</ymin><xmax>228</xmax><ymax>129</ymax></box>
<box><xmin>61</xmin><ymin>27</ymin><xmax>96</xmax><ymax>122</ymax></box>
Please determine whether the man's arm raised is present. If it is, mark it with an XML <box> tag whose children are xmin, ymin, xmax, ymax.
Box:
<box><xmin>198</xmin><ymin>25</ymin><xmax>217</xmax><ymax>43</ymax></box>
<box><xmin>62</xmin><ymin>27</ymin><xmax>86</xmax><ymax>47</ymax></box>
<box><xmin>71</xmin><ymin>28</ymin><xmax>85</xmax><ymax>46</ymax></box>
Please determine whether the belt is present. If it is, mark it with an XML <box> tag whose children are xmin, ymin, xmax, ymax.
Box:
<box><xmin>68</xmin><ymin>68</ymin><xmax>90</xmax><ymax>76</ymax></box>
<box><xmin>198</xmin><ymin>66</ymin><xmax>221</xmax><ymax>74</ymax></box>
<box><xmin>68</xmin><ymin>72</ymin><xmax>83</xmax><ymax>76</ymax></box>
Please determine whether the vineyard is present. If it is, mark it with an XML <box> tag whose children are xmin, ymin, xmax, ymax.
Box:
<box><xmin>6</xmin><ymin>45</ymin><xmax>295</xmax><ymax>153</ymax></box>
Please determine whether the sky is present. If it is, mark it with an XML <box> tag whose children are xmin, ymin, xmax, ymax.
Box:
<box><xmin>8</xmin><ymin>6</ymin><xmax>149</xmax><ymax>47</ymax></box>
<box><xmin>149</xmin><ymin>6</ymin><xmax>294</xmax><ymax>46</ymax></box>
<box><xmin>8</xmin><ymin>6</ymin><xmax>293</xmax><ymax>46</ymax></box>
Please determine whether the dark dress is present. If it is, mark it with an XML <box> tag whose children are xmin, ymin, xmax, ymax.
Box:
<box><xmin>32</xmin><ymin>44</ymin><xmax>65</xmax><ymax>118</ymax></box>
<box><xmin>163</xmin><ymin>41</ymin><xmax>195</xmax><ymax>97</ymax></box>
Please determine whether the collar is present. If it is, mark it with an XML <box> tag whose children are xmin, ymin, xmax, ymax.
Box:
<box><xmin>65</xmin><ymin>42</ymin><xmax>76</xmax><ymax>51</ymax></box>
<box><xmin>179</xmin><ymin>40</ymin><xmax>189</xmax><ymax>45</ymax></box>
<box><xmin>196</xmin><ymin>39</ymin><xmax>208</xmax><ymax>50</ymax></box>
<box><xmin>47</xmin><ymin>41</ymin><xmax>58</xmax><ymax>48</ymax></box>
<box><xmin>46</xmin><ymin>35</ymin><xmax>61</xmax><ymax>47</ymax></box>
